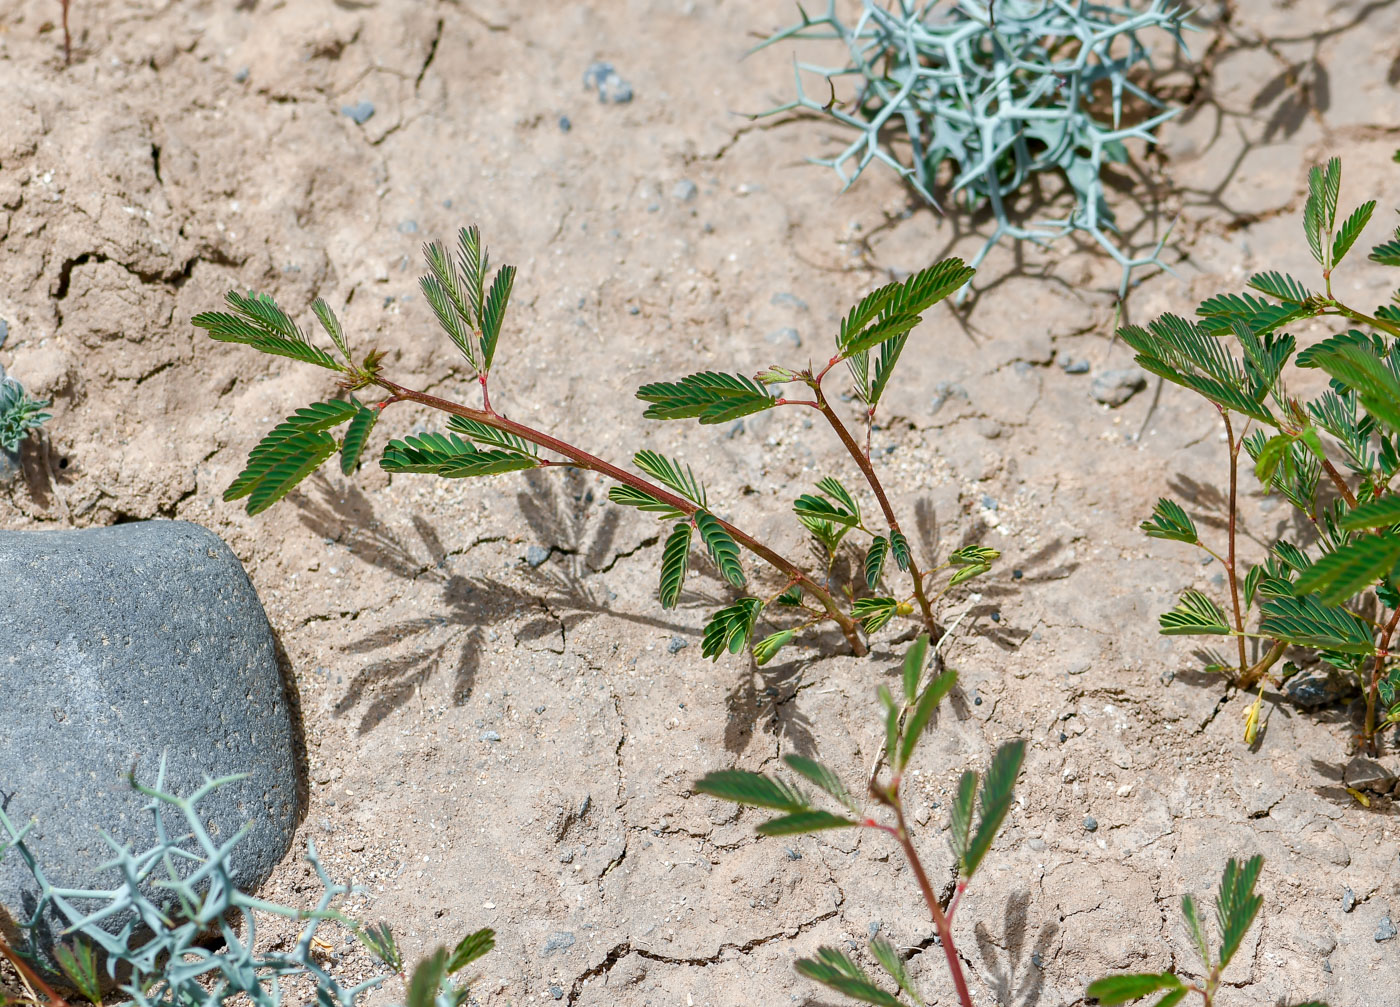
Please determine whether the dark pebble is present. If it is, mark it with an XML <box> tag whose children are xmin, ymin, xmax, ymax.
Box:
<box><xmin>667</xmin><ymin>636</ymin><xmax>689</xmax><ymax>654</ymax></box>
<box><xmin>558</xmin><ymin>115</ymin><xmax>572</xmax><ymax>132</ymax></box>
<box><xmin>1083</xmin><ymin>816</ymin><xmax>1098</xmax><ymax>832</ymax></box>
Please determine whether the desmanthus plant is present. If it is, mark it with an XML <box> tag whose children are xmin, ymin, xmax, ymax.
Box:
<box><xmin>696</xmin><ymin>636</ymin><xmax>1025</xmax><ymax>1007</ymax></box>
<box><xmin>0</xmin><ymin>762</ymin><xmax>493</xmax><ymax>1007</ymax></box>
<box><xmin>754</xmin><ymin>0</ymin><xmax>1191</xmax><ymax>296</ymax></box>
<box><xmin>1087</xmin><ymin>856</ymin><xmax>1326</xmax><ymax>1007</ymax></box>
<box><xmin>1125</xmin><ymin>158</ymin><xmax>1400</xmax><ymax>753</ymax></box>
<box><xmin>193</xmin><ymin>228</ymin><xmax>998</xmax><ymax>663</ymax></box>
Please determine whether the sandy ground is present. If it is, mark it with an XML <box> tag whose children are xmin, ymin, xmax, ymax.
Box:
<box><xmin>2</xmin><ymin>1</ymin><xmax>1399</xmax><ymax>1005</ymax></box>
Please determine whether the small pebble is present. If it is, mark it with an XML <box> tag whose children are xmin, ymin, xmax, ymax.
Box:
<box><xmin>397</xmin><ymin>219</ymin><xmax>418</xmax><ymax>234</ymax></box>
<box><xmin>973</xmin><ymin>694</ymin><xmax>983</xmax><ymax>706</ymax></box>
<box><xmin>980</xmin><ymin>494</ymin><xmax>998</xmax><ymax>511</ymax></box>
<box><xmin>1012</xmin><ymin>569</ymin><xmax>1023</xmax><ymax>579</ymax></box>
<box><xmin>1060</xmin><ymin>358</ymin><xmax>1090</xmax><ymax>375</ymax></box>
<box><xmin>1376</xmin><ymin>914</ymin><xmax>1398</xmax><ymax>942</ymax></box>
<box><xmin>1058</xmin><ymin>731</ymin><xmax>1068</xmax><ymax>743</ymax></box>
<box><xmin>990</xmin><ymin>612</ymin><xmax>1001</xmax><ymax>623</ymax></box>
<box><xmin>784</xmin><ymin>847</ymin><xmax>802</xmax><ymax>861</ymax></box>
<box><xmin>340</xmin><ymin>100</ymin><xmax>376</xmax><ymax>125</ymax></box>
<box><xmin>550</xmin><ymin>985</ymin><xmax>564</xmax><ymax>1000</ymax></box>
<box><xmin>1030</xmin><ymin>951</ymin><xmax>1044</xmax><ymax>968</ymax></box>
<box><xmin>1083</xmin><ymin>816</ymin><xmax>1098</xmax><ymax>832</ymax></box>
<box><xmin>628</xmin><ymin>305</ymin><xmax>640</xmax><ymax>315</ymax></box>
<box><xmin>867</xmin><ymin>921</ymin><xmax>882</xmax><ymax>937</ymax></box>
<box><xmin>765</xmin><ymin>327</ymin><xmax>801</xmax><ymax>347</ymax></box>
<box><xmin>582</xmin><ymin>61</ymin><xmax>633</xmax><ymax>103</ymax></box>
<box><xmin>647</xmin><ymin>203</ymin><xmax>660</xmax><ymax>213</ymax></box>
<box><xmin>667</xmin><ymin>636</ymin><xmax>689</xmax><ymax>654</ymax></box>
<box><xmin>480</xmin><ymin>730</ymin><xmax>501</xmax><ymax>742</ymax></box>
<box><xmin>672</xmin><ymin>179</ymin><xmax>698</xmax><ymax>202</ymax></box>
<box><xmin>526</xmin><ymin>545</ymin><xmax>550</xmax><ymax>568</ymax></box>
<box><xmin>1343</xmin><ymin>887</ymin><xmax>1356</xmax><ymax>913</ymax></box>
<box><xmin>233</xmin><ymin>66</ymin><xmax>250</xmax><ymax>83</ymax></box>
<box><xmin>535</xmin><ymin>705</ymin><xmax>546</xmax><ymax>714</ymax></box>
<box><xmin>1091</xmin><ymin>368</ymin><xmax>1147</xmax><ymax>407</ymax></box>
<box><xmin>770</xmin><ymin>292</ymin><xmax>808</xmax><ymax>311</ymax></box>
<box><xmin>558</xmin><ymin>115</ymin><xmax>572</xmax><ymax>132</ymax></box>
<box><xmin>541</xmin><ymin>931</ymin><xmax>576</xmax><ymax>956</ymax></box>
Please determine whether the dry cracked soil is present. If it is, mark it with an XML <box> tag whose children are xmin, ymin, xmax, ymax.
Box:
<box><xmin>1</xmin><ymin>1</ymin><xmax>1399</xmax><ymax>1005</ymax></box>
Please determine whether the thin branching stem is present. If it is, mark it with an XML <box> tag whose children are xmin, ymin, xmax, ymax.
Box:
<box><xmin>810</xmin><ymin>380</ymin><xmax>940</xmax><ymax>640</ymax></box>
<box><xmin>1220</xmin><ymin>410</ymin><xmax>1250</xmax><ymax>679</ymax></box>
<box><xmin>888</xmin><ymin>801</ymin><xmax>975</xmax><ymax>1007</ymax></box>
<box><xmin>372</xmin><ymin>377</ymin><xmax>869</xmax><ymax>655</ymax></box>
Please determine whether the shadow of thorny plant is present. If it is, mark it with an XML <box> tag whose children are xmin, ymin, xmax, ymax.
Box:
<box><xmin>971</xmin><ymin>889</ymin><xmax>1060</xmax><ymax>1007</ymax></box>
<box><xmin>293</xmin><ymin>470</ymin><xmax>710</xmax><ymax>734</ymax></box>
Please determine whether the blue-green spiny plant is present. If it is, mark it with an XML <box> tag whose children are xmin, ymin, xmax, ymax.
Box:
<box><xmin>0</xmin><ymin>763</ymin><xmax>493</xmax><ymax>1007</ymax></box>
<box><xmin>1087</xmin><ymin>856</ymin><xmax>1326</xmax><ymax>1007</ymax></box>
<box><xmin>192</xmin><ymin>228</ymin><xmax>1000</xmax><ymax>663</ymax></box>
<box><xmin>0</xmin><ymin>377</ymin><xmax>50</xmax><ymax>454</ymax></box>
<box><xmin>755</xmin><ymin>0</ymin><xmax>1191</xmax><ymax>296</ymax></box>
<box><xmin>696</xmin><ymin>635</ymin><xmax>1026</xmax><ymax>1007</ymax></box>
<box><xmin>1125</xmin><ymin>158</ymin><xmax>1400</xmax><ymax>754</ymax></box>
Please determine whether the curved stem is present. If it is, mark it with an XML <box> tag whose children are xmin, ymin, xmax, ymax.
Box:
<box><xmin>1237</xmin><ymin>639</ymin><xmax>1287</xmax><ymax>690</ymax></box>
<box><xmin>372</xmin><ymin>377</ymin><xmax>868</xmax><ymax>655</ymax></box>
<box><xmin>812</xmin><ymin>384</ymin><xmax>940</xmax><ymax>640</ymax></box>
<box><xmin>890</xmin><ymin>802</ymin><xmax>975</xmax><ymax>1007</ymax></box>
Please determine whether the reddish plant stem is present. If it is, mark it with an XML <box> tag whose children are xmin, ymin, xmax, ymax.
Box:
<box><xmin>890</xmin><ymin>803</ymin><xmax>975</xmax><ymax>1007</ymax></box>
<box><xmin>1367</xmin><ymin>607</ymin><xmax>1400</xmax><ymax>753</ymax></box>
<box><xmin>811</xmin><ymin>384</ymin><xmax>940</xmax><ymax>641</ymax></box>
<box><xmin>0</xmin><ymin>934</ymin><xmax>71</xmax><ymax>1007</ymax></box>
<box><xmin>1220</xmin><ymin>411</ymin><xmax>1249</xmax><ymax>679</ymax></box>
<box><xmin>1319</xmin><ymin>457</ymin><xmax>1359</xmax><ymax>509</ymax></box>
<box><xmin>372</xmin><ymin>377</ymin><xmax>868</xmax><ymax>655</ymax></box>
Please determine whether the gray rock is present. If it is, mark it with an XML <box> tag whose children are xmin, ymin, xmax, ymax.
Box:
<box><xmin>929</xmin><ymin>380</ymin><xmax>970</xmax><ymax>416</ymax></box>
<box><xmin>397</xmin><ymin>219</ymin><xmax>419</xmax><ymax>234</ymax></box>
<box><xmin>558</xmin><ymin>115</ymin><xmax>571</xmax><ymax>132</ymax></box>
<box><xmin>340</xmin><ymin>100</ymin><xmax>375</xmax><ymax>125</ymax></box>
<box><xmin>765</xmin><ymin>327</ymin><xmax>801</xmax><ymax>348</ymax></box>
<box><xmin>784</xmin><ymin>847</ymin><xmax>802</xmax><ymax>860</ymax></box>
<box><xmin>672</xmin><ymin>179</ymin><xmax>698</xmax><ymax>202</ymax></box>
<box><xmin>480</xmin><ymin>730</ymin><xmax>502</xmax><ymax>742</ymax></box>
<box><xmin>667</xmin><ymin>636</ymin><xmax>688</xmax><ymax>654</ymax></box>
<box><xmin>1344</xmin><ymin>753</ymin><xmax>1399</xmax><ymax>793</ymax></box>
<box><xmin>540</xmin><ymin>931</ymin><xmax>576</xmax><ymax>956</ymax></box>
<box><xmin>1091</xmin><ymin>368</ymin><xmax>1147</xmax><ymax>407</ymax></box>
<box><xmin>1376</xmin><ymin>913</ymin><xmax>1397</xmax><ymax>942</ymax></box>
<box><xmin>582</xmin><ymin>61</ymin><xmax>633</xmax><ymax>104</ymax></box>
<box><xmin>525</xmin><ymin>545</ymin><xmax>550</xmax><ymax>568</ymax></box>
<box><xmin>1284</xmin><ymin>666</ymin><xmax>1350</xmax><ymax>709</ymax></box>
<box><xmin>233</xmin><ymin>66</ymin><xmax>250</xmax><ymax>83</ymax></box>
<box><xmin>1060</xmin><ymin>358</ymin><xmax>1090</xmax><ymax>374</ymax></box>
<box><xmin>1083</xmin><ymin>816</ymin><xmax>1099</xmax><ymax>832</ymax></box>
<box><xmin>0</xmin><ymin>521</ymin><xmax>299</xmax><ymax>953</ymax></box>
<box><xmin>1343</xmin><ymin>887</ymin><xmax>1356</xmax><ymax>913</ymax></box>
<box><xmin>549</xmin><ymin>986</ymin><xmax>564</xmax><ymax>1000</ymax></box>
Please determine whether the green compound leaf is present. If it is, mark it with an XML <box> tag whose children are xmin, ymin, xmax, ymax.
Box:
<box><xmin>853</xmin><ymin>596</ymin><xmax>900</xmax><ymax>633</ymax></box>
<box><xmin>756</xmin><ymin>809</ymin><xmax>857</xmax><ymax>836</ymax></box>
<box><xmin>1216</xmin><ymin>855</ymin><xmax>1264</xmax><ymax>970</ymax></box>
<box><xmin>1142</xmin><ymin>498</ymin><xmax>1198</xmax><ymax>543</ymax></box>
<box><xmin>776</xmin><ymin>586</ymin><xmax>804</xmax><ymax>606</ymax></box>
<box><xmin>888</xmin><ymin>257</ymin><xmax>976</xmax><ymax>316</ymax></box>
<box><xmin>842</xmin><ymin>311</ymin><xmax>923</xmax><ymax>358</ymax></box>
<box><xmin>1296</xmin><ymin>330</ymin><xmax>1400</xmax><ymax>432</ymax></box>
<box><xmin>867</xmin><ymin>333</ymin><xmax>907</xmax><ymax>407</ymax></box>
<box><xmin>607</xmin><ymin>484</ymin><xmax>686</xmax><ymax>520</ymax></box>
<box><xmin>950</xmin><ymin>544</ymin><xmax>1000</xmax><ymax>566</ymax></box>
<box><xmin>1159</xmin><ymin>590</ymin><xmax>1231</xmax><ymax>636</ymax></box>
<box><xmin>339</xmin><ymin>401</ymin><xmax>377</xmax><ymax>476</ymax></box>
<box><xmin>478</xmin><ymin>263</ymin><xmax>515</xmax><ymax>371</ymax></box>
<box><xmin>1196</xmin><ymin>291</ymin><xmax>1312</xmax><ymax>337</ymax></box>
<box><xmin>1333</xmin><ymin>200</ymin><xmax>1377</xmax><ymax>265</ymax></box>
<box><xmin>1370</xmin><ymin>237</ymin><xmax>1400</xmax><ymax>266</ymax></box>
<box><xmin>816</xmin><ymin>477</ymin><xmax>861</xmax><ymax>519</ymax></box>
<box><xmin>695</xmin><ymin>510</ymin><xmax>746</xmax><ymax>587</ymax></box>
<box><xmin>700</xmin><ymin>597</ymin><xmax>763</xmax><ymax>660</ymax></box>
<box><xmin>865</xmin><ymin>535</ymin><xmax>889</xmax><ymax>590</ymax></box>
<box><xmin>420</xmin><ymin>241</ymin><xmax>479</xmax><ymax>370</ymax></box>
<box><xmin>794</xmin><ymin>492</ymin><xmax>860</xmax><ymax>528</ymax></box>
<box><xmin>458</xmin><ymin>225</ymin><xmax>488</xmax><ymax>321</ymax></box>
<box><xmin>1247</xmin><ymin>270</ymin><xmax>1315</xmax><ymax>305</ymax></box>
<box><xmin>634</xmin><ymin>449</ymin><xmax>708</xmax><ymax>507</ymax></box>
<box><xmin>898</xmin><ymin>669</ymin><xmax>957</xmax><ymax>771</ymax></box>
<box><xmin>949</xmin><ymin>562</ymin><xmax>991</xmax><ymax>587</ymax></box>
<box><xmin>637</xmin><ymin>371</ymin><xmax>777</xmax><ymax>424</ymax></box>
<box><xmin>795</xmin><ymin>947</ymin><xmax>903</xmax><ymax>1007</ymax></box>
<box><xmin>446</xmin><ymin>416</ymin><xmax>537</xmax><ymax>456</ymax></box>
<box><xmin>783</xmin><ymin>754</ymin><xmax>857</xmax><ymax>813</ymax></box>
<box><xmin>838</xmin><ymin>283</ymin><xmax>900</xmax><ymax>350</ymax></box>
<box><xmin>381</xmin><ymin>432</ymin><xmax>538</xmax><ymax>478</ymax></box>
<box><xmin>869</xmin><ymin>936</ymin><xmax>923</xmax><ymax>1006</ymax></box>
<box><xmin>659</xmin><ymin>522</ymin><xmax>693</xmax><ymax>609</ymax></box>
<box><xmin>195</xmin><ymin>291</ymin><xmax>344</xmax><ymax>371</ymax></box>
<box><xmin>1340</xmin><ymin>495</ymin><xmax>1400</xmax><ymax>530</ymax></box>
<box><xmin>312</xmin><ymin>297</ymin><xmax>352</xmax><ymax>364</ymax></box>
<box><xmin>228</xmin><ymin>430</ymin><xmax>336</xmax><ymax>515</ymax></box>
<box><xmin>958</xmin><ymin>740</ymin><xmax>1025</xmax><ymax>879</ymax></box>
<box><xmin>879</xmin><ymin>685</ymin><xmax>899</xmax><ymax>768</ymax></box>
<box><xmin>1180</xmin><ymin>894</ymin><xmax>1211</xmax><ymax>969</ymax></box>
<box><xmin>226</xmin><ymin>401</ymin><xmax>359</xmax><ymax>503</ymax></box>
<box><xmin>947</xmin><ymin>769</ymin><xmax>976</xmax><ymax>873</ymax></box>
<box><xmin>446</xmin><ymin>928</ymin><xmax>495</xmax><ymax>974</ymax></box>
<box><xmin>752</xmin><ymin>629</ymin><xmax>795</xmax><ymax>666</ymax></box>
<box><xmin>902</xmin><ymin>634</ymin><xmax>929</xmax><ymax>703</ymax></box>
<box><xmin>890</xmin><ymin>531</ymin><xmax>911</xmax><ymax>571</ymax></box>
<box><xmin>356</xmin><ymin>921</ymin><xmax>403</xmax><ymax>971</ymax></box>
<box><xmin>1085</xmin><ymin>973</ymin><xmax>1183</xmax><ymax>1006</ymax></box>
<box><xmin>693</xmin><ymin>768</ymin><xmax>806</xmax><ymax>812</ymax></box>
<box><xmin>406</xmin><ymin>947</ymin><xmax>448</xmax><ymax>1007</ymax></box>
<box><xmin>1260</xmin><ymin>594</ymin><xmax>1375</xmax><ymax>655</ymax></box>
<box><xmin>52</xmin><ymin>939</ymin><xmax>102</xmax><ymax>1007</ymax></box>
<box><xmin>1293</xmin><ymin>536</ymin><xmax>1400</xmax><ymax>605</ymax></box>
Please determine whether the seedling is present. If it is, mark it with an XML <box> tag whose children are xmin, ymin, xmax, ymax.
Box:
<box><xmin>194</xmin><ymin>227</ymin><xmax>999</xmax><ymax>662</ymax></box>
<box><xmin>0</xmin><ymin>762</ymin><xmax>493</xmax><ymax>1007</ymax></box>
<box><xmin>695</xmin><ymin>636</ymin><xmax>1025</xmax><ymax>1007</ymax></box>
<box><xmin>1087</xmin><ymin>856</ymin><xmax>1326</xmax><ymax>1007</ymax></box>
<box><xmin>0</xmin><ymin>377</ymin><xmax>51</xmax><ymax>454</ymax></box>
<box><xmin>1126</xmin><ymin>158</ymin><xmax>1400</xmax><ymax>752</ymax></box>
<box><xmin>754</xmin><ymin>0</ymin><xmax>1192</xmax><ymax>296</ymax></box>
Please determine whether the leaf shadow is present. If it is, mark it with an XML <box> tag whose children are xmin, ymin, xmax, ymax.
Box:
<box><xmin>971</xmin><ymin>888</ymin><xmax>1061</xmax><ymax>1007</ymax></box>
